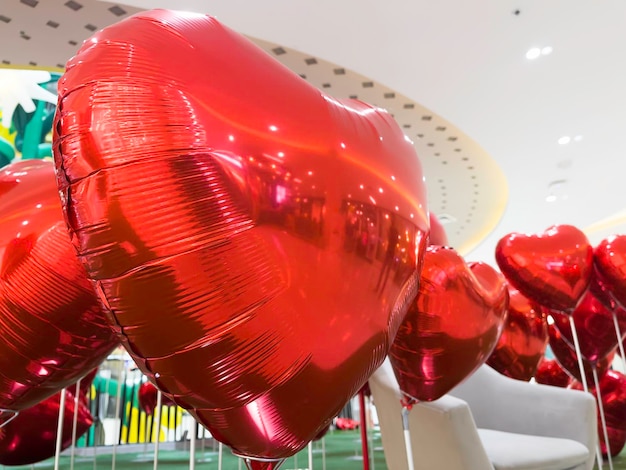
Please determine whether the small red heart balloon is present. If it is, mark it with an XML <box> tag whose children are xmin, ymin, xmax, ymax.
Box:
<box><xmin>487</xmin><ymin>287</ymin><xmax>548</xmax><ymax>381</ymax></box>
<box><xmin>428</xmin><ymin>212</ymin><xmax>449</xmax><ymax>246</ymax></box>
<box><xmin>534</xmin><ymin>357</ymin><xmax>572</xmax><ymax>388</ymax></box>
<box><xmin>53</xmin><ymin>9</ymin><xmax>429</xmax><ymax>464</ymax></box>
<box><xmin>0</xmin><ymin>388</ymin><xmax>93</xmax><ymax>465</ymax></box>
<box><xmin>0</xmin><ymin>161</ymin><xmax>118</xmax><ymax>415</ymax></box>
<box><xmin>551</xmin><ymin>290</ymin><xmax>625</xmax><ymax>363</ymax></box>
<box><xmin>495</xmin><ymin>225</ymin><xmax>593</xmax><ymax>313</ymax></box>
<box><xmin>138</xmin><ymin>381</ymin><xmax>177</xmax><ymax>415</ymax></box>
<box><xmin>548</xmin><ymin>324</ymin><xmax>614</xmax><ymax>384</ymax></box>
<box><xmin>595</xmin><ymin>236</ymin><xmax>626</xmax><ymax>310</ymax></box>
<box><xmin>389</xmin><ymin>246</ymin><xmax>509</xmax><ymax>403</ymax></box>
<box><xmin>571</xmin><ymin>370</ymin><xmax>626</xmax><ymax>457</ymax></box>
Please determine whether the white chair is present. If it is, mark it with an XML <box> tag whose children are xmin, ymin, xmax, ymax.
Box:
<box><xmin>369</xmin><ymin>359</ymin><xmax>597</xmax><ymax>470</ymax></box>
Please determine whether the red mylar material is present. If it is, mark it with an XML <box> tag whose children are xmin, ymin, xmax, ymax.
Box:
<box><xmin>389</xmin><ymin>246</ymin><xmax>508</xmax><ymax>403</ymax></box>
<box><xmin>595</xmin><ymin>235</ymin><xmax>626</xmax><ymax>310</ymax></box>
<box><xmin>548</xmin><ymin>324</ymin><xmax>614</xmax><ymax>384</ymax></box>
<box><xmin>534</xmin><ymin>357</ymin><xmax>572</xmax><ymax>388</ymax></box>
<box><xmin>0</xmin><ymin>161</ymin><xmax>118</xmax><ymax>415</ymax></box>
<box><xmin>53</xmin><ymin>9</ymin><xmax>429</xmax><ymax>464</ymax></box>
<box><xmin>487</xmin><ymin>287</ymin><xmax>548</xmax><ymax>381</ymax></box>
<box><xmin>495</xmin><ymin>225</ymin><xmax>593</xmax><ymax>313</ymax></box>
<box><xmin>428</xmin><ymin>212</ymin><xmax>449</xmax><ymax>246</ymax></box>
<box><xmin>551</xmin><ymin>289</ymin><xmax>626</xmax><ymax>363</ymax></box>
<box><xmin>0</xmin><ymin>389</ymin><xmax>93</xmax><ymax>465</ymax></box>
<box><xmin>571</xmin><ymin>370</ymin><xmax>626</xmax><ymax>457</ymax></box>
<box><xmin>138</xmin><ymin>381</ymin><xmax>176</xmax><ymax>415</ymax></box>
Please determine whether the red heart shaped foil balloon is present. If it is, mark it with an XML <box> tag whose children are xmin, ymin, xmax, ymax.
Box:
<box><xmin>0</xmin><ymin>388</ymin><xmax>93</xmax><ymax>465</ymax></box>
<box><xmin>534</xmin><ymin>357</ymin><xmax>572</xmax><ymax>388</ymax></box>
<box><xmin>571</xmin><ymin>370</ymin><xmax>626</xmax><ymax>457</ymax></box>
<box><xmin>595</xmin><ymin>236</ymin><xmax>626</xmax><ymax>310</ymax></box>
<box><xmin>0</xmin><ymin>161</ymin><xmax>118</xmax><ymax>416</ymax></box>
<box><xmin>389</xmin><ymin>246</ymin><xmax>509</xmax><ymax>403</ymax></box>
<box><xmin>428</xmin><ymin>212</ymin><xmax>449</xmax><ymax>246</ymax></box>
<box><xmin>551</xmin><ymin>289</ymin><xmax>626</xmax><ymax>363</ymax></box>
<box><xmin>138</xmin><ymin>381</ymin><xmax>177</xmax><ymax>415</ymax></box>
<box><xmin>487</xmin><ymin>287</ymin><xmax>548</xmax><ymax>381</ymax></box>
<box><xmin>548</xmin><ymin>323</ymin><xmax>614</xmax><ymax>384</ymax></box>
<box><xmin>53</xmin><ymin>10</ymin><xmax>429</xmax><ymax>463</ymax></box>
<box><xmin>495</xmin><ymin>225</ymin><xmax>593</xmax><ymax>313</ymax></box>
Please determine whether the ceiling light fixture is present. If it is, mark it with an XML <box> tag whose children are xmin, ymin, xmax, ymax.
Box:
<box><xmin>541</xmin><ymin>46</ymin><xmax>553</xmax><ymax>56</ymax></box>
<box><xmin>525</xmin><ymin>48</ymin><xmax>541</xmax><ymax>60</ymax></box>
<box><xmin>557</xmin><ymin>136</ymin><xmax>571</xmax><ymax>145</ymax></box>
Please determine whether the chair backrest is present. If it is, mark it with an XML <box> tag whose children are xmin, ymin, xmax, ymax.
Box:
<box><xmin>368</xmin><ymin>359</ymin><xmax>494</xmax><ymax>470</ymax></box>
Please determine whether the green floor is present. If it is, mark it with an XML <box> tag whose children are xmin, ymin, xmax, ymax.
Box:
<box><xmin>2</xmin><ymin>430</ymin><xmax>626</xmax><ymax>469</ymax></box>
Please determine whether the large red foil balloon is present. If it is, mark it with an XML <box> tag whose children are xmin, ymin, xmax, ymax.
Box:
<box><xmin>548</xmin><ymin>324</ymin><xmax>614</xmax><ymax>384</ymax></box>
<box><xmin>595</xmin><ymin>236</ymin><xmax>626</xmax><ymax>310</ymax></box>
<box><xmin>389</xmin><ymin>246</ymin><xmax>508</xmax><ymax>403</ymax></box>
<box><xmin>487</xmin><ymin>287</ymin><xmax>548</xmax><ymax>381</ymax></box>
<box><xmin>138</xmin><ymin>381</ymin><xmax>176</xmax><ymax>415</ymax></box>
<box><xmin>551</xmin><ymin>290</ymin><xmax>626</xmax><ymax>363</ymax></box>
<box><xmin>571</xmin><ymin>370</ymin><xmax>626</xmax><ymax>457</ymax></box>
<box><xmin>0</xmin><ymin>389</ymin><xmax>93</xmax><ymax>465</ymax></box>
<box><xmin>53</xmin><ymin>10</ymin><xmax>429</xmax><ymax>463</ymax></box>
<box><xmin>534</xmin><ymin>357</ymin><xmax>572</xmax><ymax>388</ymax></box>
<box><xmin>495</xmin><ymin>225</ymin><xmax>593</xmax><ymax>313</ymax></box>
<box><xmin>0</xmin><ymin>161</ymin><xmax>118</xmax><ymax>414</ymax></box>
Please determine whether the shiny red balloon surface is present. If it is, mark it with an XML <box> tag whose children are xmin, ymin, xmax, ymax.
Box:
<box><xmin>534</xmin><ymin>358</ymin><xmax>572</xmax><ymax>388</ymax></box>
<box><xmin>428</xmin><ymin>212</ymin><xmax>449</xmax><ymax>246</ymax></box>
<box><xmin>551</xmin><ymin>290</ymin><xmax>625</xmax><ymax>363</ymax></box>
<box><xmin>487</xmin><ymin>287</ymin><xmax>548</xmax><ymax>381</ymax></box>
<box><xmin>0</xmin><ymin>161</ymin><xmax>118</xmax><ymax>413</ymax></box>
<box><xmin>595</xmin><ymin>236</ymin><xmax>626</xmax><ymax>310</ymax></box>
<box><xmin>0</xmin><ymin>389</ymin><xmax>93</xmax><ymax>465</ymax></box>
<box><xmin>389</xmin><ymin>246</ymin><xmax>508</xmax><ymax>403</ymax></box>
<box><xmin>138</xmin><ymin>381</ymin><xmax>176</xmax><ymax>415</ymax></box>
<box><xmin>548</xmin><ymin>324</ymin><xmax>614</xmax><ymax>384</ymax></box>
<box><xmin>495</xmin><ymin>225</ymin><xmax>593</xmax><ymax>313</ymax></box>
<box><xmin>572</xmin><ymin>370</ymin><xmax>626</xmax><ymax>457</ymax></box>
<box><xmin>53</xmin><ymin>10</ymin><xmax>429</xmax><ymax>462</ymax></box>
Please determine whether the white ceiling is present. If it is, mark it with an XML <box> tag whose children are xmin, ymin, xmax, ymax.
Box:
<box><xmin>2</xmin><ymin>0</ymin><xmax>625</xmax><ymax>262</ymax></box>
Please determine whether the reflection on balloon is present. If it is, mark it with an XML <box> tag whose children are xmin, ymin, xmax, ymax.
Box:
<box><xmin>495</xmin><ymin>225</ymin><xmax>593</xmax><ymax>313</ymax></box>
<box><xmin>0</xmin><ymin>389</ymin><xmax>93</xmax><ymax>465</ymax></box>
<box><xmin>389</xmin><ymin>246</ymin><xmax>508</xmax><ymax>403</ymax></box>
<box><xmin>0</xmin><ymin>161</ymin><xmax>118</xmax><ymax>414</ymax></box>
<box><xmin>53</xmin><ymin>9</ymin><xmax>430</xmax><ymax>463</ymax></box>
<box><xmin>487</xmin><ymin>287</ymin><xmax>548</xmax><ymax>381</ymax></box>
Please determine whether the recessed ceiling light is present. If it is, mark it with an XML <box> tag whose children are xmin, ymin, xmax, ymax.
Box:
<box><xmin>526</xmin><ymin>48</ymin><xmax>541</xmax><ymax>60</ymax></box>
<box><xmin>541</xmin><ymin>46</ymin><xmax>553</xmax><ymax>56</ymax></box>
<box><xmin>558</xmin><ymin>136</ymin><xmax>571</xmax><ymax>145</ymax></box>
<box><xmin>574</xmin><ymin>135</ymin><xmax>583</xmax><ymax>142</ymax></box>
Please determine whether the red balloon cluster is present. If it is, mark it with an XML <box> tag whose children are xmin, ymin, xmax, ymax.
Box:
<box><xmin>572</xmin><ymin>370</ymin><xmax>626</xmax><ymax>457</ymax></box>
<box><xmin>493</xmin><ymin>226</ymin><xmax>626</xmax><ymax>460</ymax></box>
<box><xmin>390</xmin><ymin>245</ymin><xmax>508</xmax><ymax>403</ymax></box>
<box><xmin>0</xmin><ymin>388</ymin><xmax>93</xmax><ymax>465</ymax></box>
<box><xmin>0</xmin><ymin>161</ymin><xmax>118</xmax><ymax>417</ymax></box>
<box><xmin>53</xmin><ymin>9</ymin><xmax>429</xmax><ymax>466</ymax></box>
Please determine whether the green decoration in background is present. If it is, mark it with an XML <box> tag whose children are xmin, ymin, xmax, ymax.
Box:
<box><xmin>0</xmin><ymin>137</ymin><xmax>14</xmax><ymax>168</ymax></box>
